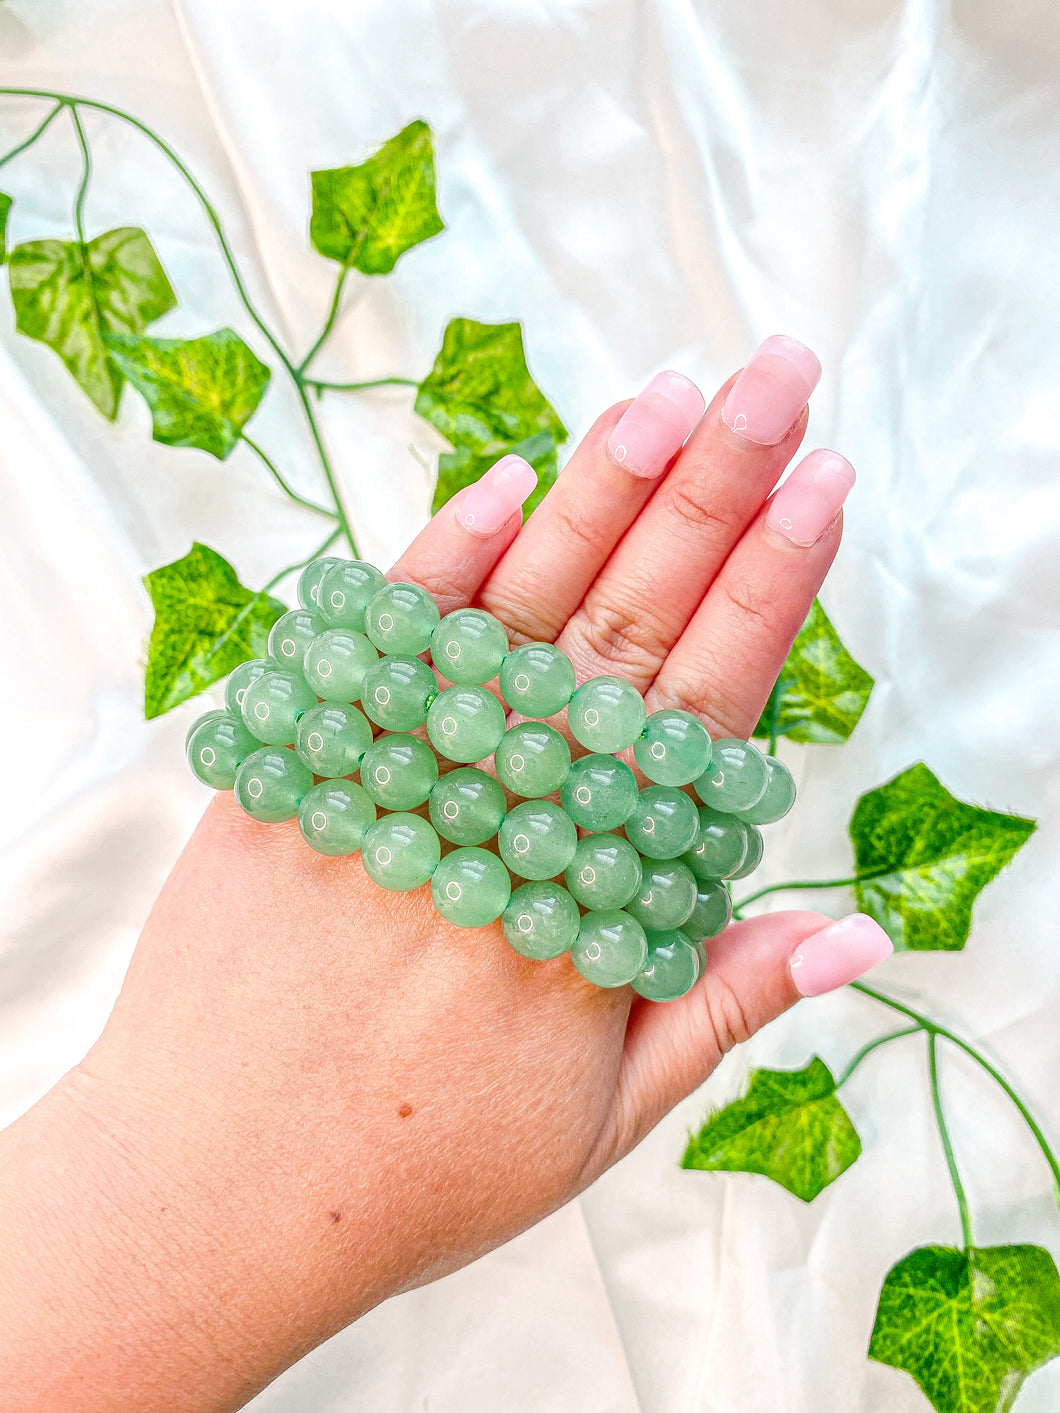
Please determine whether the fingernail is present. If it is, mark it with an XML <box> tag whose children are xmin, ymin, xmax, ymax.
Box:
<box><xmin>789</xmin><ymin>914</ymin><xmax>893</xmax><ymax>997</ymax></box>
<box><xmin>722</xmin><ymin>335</ymin><xmax>821</xmax><ymax>446</ymax></box>
<box><xmin>456</xmin><ymin>455</ymin><xmax>537</xmax><ymax>538</ymax></box>
<box><xmin>766</xmin><ymin>449</ymin><xmax>855</xmax><ymax>546</ymax></box>
<box><xmin>607</xmin><ymin>370</ymin><xmax>706</xmax><ymax>479</ymax></box>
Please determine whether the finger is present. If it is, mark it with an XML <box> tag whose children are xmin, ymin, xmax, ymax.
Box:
<box><xmin>557</xmin><ymin>337</ymin><xmax>821</xmax><ymax>689</ymax></box>
<box><xmin>479</xmin><ymin>373</ymin><xmax>705</xmax><ymax>643</ymax></box>
<box><xmin>648</xmin><ymin>448</ymin><xmax>855</xmax><ymax>737</ymax></box>
<box><xmin>388</xmin><ymin>454</ymin><xmax>538</xmax><ymax>613</ymax></box>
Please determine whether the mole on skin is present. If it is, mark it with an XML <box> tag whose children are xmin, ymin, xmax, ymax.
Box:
<box><xmin>397</xmin><ymin>1102</ymin><xmax>413</xmax><ymax>1118</ymax></box>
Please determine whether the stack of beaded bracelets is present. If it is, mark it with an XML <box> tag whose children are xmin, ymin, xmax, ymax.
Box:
<box><xmin>185</xmin><ymin>555</ymin><xmax>795</xmax><ymax>1003</ymax></box>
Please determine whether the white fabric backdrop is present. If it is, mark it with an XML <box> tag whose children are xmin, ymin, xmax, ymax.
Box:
<box><xmin>2</xmin><ymin>1</ymin><xmax>1059</xmax><ymax>1409</ymax></box>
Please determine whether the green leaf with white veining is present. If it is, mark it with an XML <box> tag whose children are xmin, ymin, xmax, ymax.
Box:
<box><xmin>869</xmin><ymin>1244</ymin><xmax>1060</xmax><ymax>1413</ymax></box>
<box><xmin>103</xmin><ymin>328</ymin><xmax>270</xmax><ymax>459</ymax></box>
<box><xmin>431</xmin><ymin>428</ymin><xmax>560</xmax><ymax>518</ymax></box>
<box><xmin>310</xmin><ymin>119</ymin><xmax>444</xmax><ymax>275</ymax></box>
<box><xmin>0</xmin><ymin>192</ymin><xmax>11</xmax><ymax>264</ymax></box>
<box><xmin>850</xmin><ymin>763</ymin><xmax>1035</xmax><ymax>952</ymax></box>
<box><xmin>753</xmin><ymin>598</ymin><xmax>874</xmax><ymax>744</ymax></box>
<box><xmin>8</xmin><ymin>227</ymin><xmax>176</xmax><ymax>418</ymax></box>
<box><xmin>143</xmin><ymin>542</ymin><xmax>285</xmax><ymax>719</ymax></box>
<box><xmin>681</xmin><ymin>1057</ymin><xmax>861</xmax><ymax>1202</ymax></box>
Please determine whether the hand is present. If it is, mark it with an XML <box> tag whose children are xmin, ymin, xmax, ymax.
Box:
<box><xmin>1</xmin><ymin>338</ymin><xmax>892</xmax><ymax>1413</ymax></box>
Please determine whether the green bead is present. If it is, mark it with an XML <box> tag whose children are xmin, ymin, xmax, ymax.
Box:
<box><xmin>499</xmin><ymin>642</ymin><xmax>576</xmax><ymax>718</ymax></box>
<box><xmin>319</xmin><ymin>560</ymin><xmax>387</xmax><ymax>631</ymax></box>
<box><xmin>268</xmin><ymin>608</ymin><xmax>324</xmax><ymax>677</ymax></box>
<box><xmin>632</xmin><ymin>930</ymin><xmax>700</xmax><ymax>1002</ymax></box>
<box><xmin>234</xmin><ymin>746</ymin><xmax>313</xmax><ymax>822</ymax></box>
<box><xmin>241</xmin><ymin>669</ymin><xmax>317</xmax><ymax>745</ymax></box>
<box><xmin>426</xmin><ymin>685</ymin><xmax>506</xmax><ymax>763</ymax></box>
<box><xmin>683</xmin><ymin>805</ymin><xmax>748</xmax><ymax>881</ymax></box>
<box><xmin>685</xmin><ymin>881</ymin><xmax>732</xmax><ymax>942</ymax></box>
<box><xmin>428</xmin><ymin>767</ymin><xmax>507</xmax><ymax>846</ymax></box>
<box><xmin>502</xmin><ymin>882</ymin><xmax>581</xmax><ymax>960</ymax></box>
<box><xmin>694</xmin><ymin>737</ymin><xmax>769</xmax><ymax>812</ymax></box>
<box><xmin>224</xmin><ymin>658</ymin><xmax>271</xmax><ymax>716</ymax></box>
<box><xmin>360</xmin><ymin>655</ymin><xmax>438</xmax><ymax>731</ymax></box>
<box><xmin>431</xmin><ymin>847</ymin><xmax>512</xmax><ymax>928</ymax></box>
<box><xmin>560</xmin><ymin>753</ymin><xmax>638</xmax><ymax>831</ymax></box>
<box><xmin>633</xmin><ymin>710</ymin><xmax>712</xmax><ymax>786</ymax></box>
<box><xmin>297</xmin><ymin>779</ymin><xmax>376</xmax><ymax>856</ymax></box>
<box><xmin>565</xmin><ymin>836</ymin><xmax>643</xmax><ymax>910</ymax></box>
<box><xmin>302</xmin><ymin>629</ymin><xmax>378</xmax><ymax>701</ymax></box>
<box><xmin>360</xmin><ymin>733</ymin><xmax>439</xmax><ymax>810</ymax></box>
<box><xmin>498</xmin><ymin>801</ymin><xmax>578</xmax><ymax>881</ymax></box>
<box><xmin>187</xmin><ymin>710</ymin><xmax>258</xmax><ymax>789</ymax></box>
<box><xmin>430</xmin><ymin>608</ymin><xmax>509</xmax><ymax>684</ymax></box>
<box><xmin>626</xmin><ymin>859</ymin><xmax>698</xmax><ymax>931</ymax></box>
<box><xmin>728</xmin><ymin>823</ymin><xmax>764</xmax><ymax>880</ymax></box>
<box><xmin>295</xmin><ymin>701</ymin><xmax>373</xmax><ymax>776</ymax></box>
<box><xmin>571</xmin><ymin>910</ymin><xmax>648</xmax><ymax>988</ymax></box>
<box><xmin>365</xmin><ymin>581</ymin><xmax>441</xmax><ymax>655</ymax></box>
<box><xmin>494</xmin><ymin>723</ymin><xmax>571</xmax><ymax>797</ymax></box>
<box><xmin>361</xmin><ymin>813</ymin><xmax>440</xmax><ymax>891</ymax></box>
<box><xmin>297</xmin><ymin>556</ymin><xmax>344</xmax><ymax>611</ymax></box>
<box><xmin>734</xmin><ymin>756</ymin><xmax>796</xmax><ymax>825</ymax></box>
<box><xmin>568</xmin><ymin>675</ymin><xmax>647</xmax><ymax>753</ymax></box>
<box><xmin>626</xmin><ymin>785</ymin><xmax>700</xmax><ymax>859</ymax></box>
<box><xmin>186</xmin><ymin>707</ymin><xmax>226</xmax><ymax>747</ymax></box>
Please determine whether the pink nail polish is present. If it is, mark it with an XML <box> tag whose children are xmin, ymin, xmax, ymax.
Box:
<box><xmin>766</xmin><ymin>449</ymin><xmax>855</xmax><ymax>546</ymax></box>
<box><xmin>456</xmin><ymin>455</ymin><xmax>537</xmax><ymax>538</ymax></box>
<box><xmin>607</xmin><ymin>370</ymin><xmax>706</xmax><ymax>479</ymax></box>
<box><xmin>722</xmin><ymin>335</ymin><xmax>821</xmax><ymax>446</ymax></box>
<box><xmin>789</xmin><ymin>914</ymin><xmax>894</xmax><ymax>997</ymax></box>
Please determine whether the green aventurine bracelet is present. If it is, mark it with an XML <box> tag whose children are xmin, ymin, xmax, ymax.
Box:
<box><xmin>185</xmin><ymin>557</ymin><xmax>795</xmax><ymax>1002</ymax></box>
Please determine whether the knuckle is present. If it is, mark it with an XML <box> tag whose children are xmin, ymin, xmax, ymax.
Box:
<box><xmin>720</xmin><ymin>573</ymin><xmax>772</xmax><ymax>632</ymax></box>
<box><xmin>552</xmin><ymin>500</ymin><xmax>605</xmax><ymax>559</ymax></box>
<box><xmin>663</xmin><ymin>483</ymin><xmax>741</xmax><ymax>542</ymax></box>
<box><xmin>699</xmin><ymin>972</ymin><xmax>753</xmax><ymax>1057</ymax></box>
<box><xmin>577</xmin><ymin>595</ymin><xmax>666</xmax><ymax>682</ymax></box>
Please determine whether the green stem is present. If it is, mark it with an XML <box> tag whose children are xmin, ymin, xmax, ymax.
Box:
<box><xmin>928</xmin><ymin>1031</ymin><xmax>974</xmax><ymax>1250</ymax></box>
<box><xmin>0</xmin><ymin>98</ymin><xmax>65</xmax><ymax>171</ymax></box>
<box><xmin>835</xmin><ymin>1026</ymin><xmax>921</xmax><ymax>1087</ymax></box>
<box><xmin>298</xmin><ymin>264</ymin><xmax>350</xmax><ymax>374</ymax></box>
<box><xmin>294</xmin><ymin>381</ymin><xmax>358</xmax><ymax>555</ymax></box>
<box><xmin>766</xmin><ymin>674</ymin><xmax>783</xmax><ymax>757</ymax></box>
<box><xmin>733</xmin><ymin>869</ymin><xmax>891</xmax><ymax>915</ymax></box>
<box><xmin>306</xmin><ymin>375</ymin><xmax>418</xmax><ymax>395</ymax></box>
<box><xmin>68</xmin><ymin>105</ymin><xmax>91</xmax><ymax>245</ymax></box>
<box><xmin>240</xmin><ymin>436</ymin><xmax>337</xmax><ymax>519</ymax></box>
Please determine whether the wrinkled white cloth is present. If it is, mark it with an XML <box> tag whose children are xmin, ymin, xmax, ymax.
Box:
<box><xmin>1</xmin><ymin>1</ymin><xmax>1059</xmax><ymax>1409</ymax></box>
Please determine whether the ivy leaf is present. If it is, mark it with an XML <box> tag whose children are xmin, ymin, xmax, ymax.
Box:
<box><xmin>869</xmin><ymin>1244</ymin><xmax>1060</xmax><ymax>1413</ymax></box>
<box><xmin>8</xmin><ymin>227</ymin><xmax>176</xmax><ymax>418</ymax></box>
<box><xmin>431</xmin><ymin>428</ymin><xmax>560</xmax><ymax>517</ymax></box>
<box><xmin>143</xmin><ymin>542</ymin><xmax>285</xmax><ymax>719</ymax></box>
<box><xmin>103</xmin><ymin>328</ymin><xmax>270</xmax><ymax>459</ymax></box>
<box><xmin>310</xmin><ymin>119</ymin><xmax>444</xmax><ymax>275</ymax></box>
<box><xmin>681</xmin><ymin>1057</ymin><xmax>861</xmax><ymax>1202</ymax></box>
<box><xmin>850</xmin><ymin>763</ymin><xmax>1036</xmax><ymax>951</ymax></box>
<box><xmin>753</xmin><ymin>598</ymin><xmax>874</xmax><ymax>745</ymax></box>
<box><xmin>0</xmin><ymin>192</ymin><xmax>11</xmax><ymax>265</ymax></box>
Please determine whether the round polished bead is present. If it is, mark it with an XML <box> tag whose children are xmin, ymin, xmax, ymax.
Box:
<box><xmin>365</xmin><ymin>581</ymin><xmax>441</xmax><ymax>655</ymax></box>
<box><xmin>734</xmin><ymin>756</ymin><xmax>796</xmax><ymax>825</ymax></box>
<box><xmin>502</xmin><ymin>882</ymin><xmax>581</xmax><ymax>960</ymax></box>
<box><xmin>361</xmin><ymin>813</ymin><xmax>440</xmax><ymax>891</ymax></box>
<box><xmin>494</xmin><ymin>722</ymin><xmax>571</xmax><ymax>797</ymax></box>
<box><xmin>431</xmin><ymin>847</ymin><xmax>512</xmax><ymax>928</ymax></box>
<box><xmin>568</xmin><ymin>675</ymin><xmax>647</xmax><ymax>753</ymax></box>
<box><xmin>268</xmin><ymin>609</ymin><xmax>324</xmax><ymax>677</ymax></box>
<box><xmin>295</xmin><ymin>701</ymin><xmax>373</xmax><ymax>776</ymax></box>
<box><xmin>694</xmin><ymin>737</ymin><xmax>769</xmax><ymax>813</ymax></box>
<box><xmin>571</xmin><ymin>910</ymin><xmax>648</xmax><ymax>988</ymax></box>
<box><xmin>633</xmin><ymin>710</ymin><xmax>712</xmax><ymax>787</ymax></box>
<box><xmin>240</xmin><ymin>669</ymin><xmax>317</xmax><ymax>745</ymax></box>
<box><xmin>564</xmin><ymin>835</ymin><xmax>643</xmax><ymax>911</ymax></box>
<box><xmin>186</xmin><ymin>707</ymin><xmax>226</xmax><ymax>747</ymax></box>
<box><xmin>625</xmin><ymin>785</ymin><xmax>700</xmax><ymax>860</ymax></box>
<box><xmin>187</xmin><ymin>710</ymin><xmax>258</xmax><ymax>789</ymax></box>
<box><xmin>297</xmin><ymin>779</ymin><xmax>376</xmax><ymax>856</ymax></box>
<box><xmin>426</xmin><ymin>685</ymin><xmax>507</xmax><ymax>763</ymax></box>
<box><xmin>626</xmin><ymin>858</ymin><xmax>698</xmax><ymax>931</ymax></box>
<box><xmin>428</xmin><ymin>767</ymin><xmax>507</xmax><ymax>846</ymax></box>
<box><xmin>318</xmin><ymin>560</ymin><xmax>388</xmax><ymax>631</ymax></box>
<box><xmin>499</xmin><ymin>642</ymin><xmax>577</xmax><ymax>718</ymax></box>
<box><xmin>560</xmin><ymin>753</ymin><xmax>638</xmax><ymax>831</ymax></box>
<box><xmin>728</xmin><ymin>823</ymin><xmax>764</xmax><ymax>880</ymax></box>
<box><xmin>234</xmin><ymin>746</ymin><xmax>313</xmax><ymax>822</ymax></box>
<box><xmin>302</xmin><ymin>629</ymin><xmax>378</xmax><ymax>701</ymax></box>
<box><xmin>430</xmin><ymin>608</ymin><xmax>510</xmax><ymax>685</ymax></box>
<box><xmin>360</xmin><ymin>655</ymin><xmax>438</xmax><ymax>731</ymax></box>
<box><xmin>297</xmin><ymin>556</ymin><xmax>344</xmax><ymax>612</ymax></box>
<box><xmin>683</xmin><ymin>805</ymin><xmax>749</xmax><ymax>881</ymax></box>
<box><xmin>360</xmin><ymin>733</ymin><xmax>439</xmax><ymax>810</ymax></box>
<box><xmin>632</xmin><ymin>929</ymin><xmax>700</xmax><ymax>1002</ymax></box>
<box><xmin>685</xmin><ymin>881</ymin><xmax>733</xmax><ymax>942</ymax></box>
<box><xmin>224</xmin><ymin>658</ymin><xmax>271</xmax><ymax>716</ymax></box>
<box><xmin>498</xmin><ymin>801</ymin><xmax>578</xmax><ymax>881</ymax></box>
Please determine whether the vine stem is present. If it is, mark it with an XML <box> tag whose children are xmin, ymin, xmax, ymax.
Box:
<box><xmin>68</xmin><ymin>104</ymin><xmax>91</xmax><ymax>245</ymax></box>
<box><xmin>0</xmin><ymin>98</ymin><xmax>64</xmax><ymax>171</ymax></box>
<box><xmin>240</xmin><ymin>435</ymin><xmax>337</xmax><ymax>519</ymax></box>
<box><xmin>305</xmin><ymin>375</ymin><xmax>418</xmax><ymax>395</ymax></box>
<box><xmin>835</xmin><ymin>1025</ymin><xmax>921</xmax><ymax>1087</ymax></box>
<box><xmin>733</xmin><ymin>868</ymin><xmax>894</xmax><ymax>916</ymax></box>
<box><xmin>298</xmin><ymin>265</ymin><xmax>349</xmax><ymax>375</ymax></box>
<box><xmin>928</xmin><ymin>1031</ymin><xmax>974</xmax><ymax>1250</ymax></box>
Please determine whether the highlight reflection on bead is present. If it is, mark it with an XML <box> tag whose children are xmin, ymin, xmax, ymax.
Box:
<box><xmin>626</xmin><ymin>785</ymin><xmax>700</xmax><ymax>860</ymax></box>
<box><xmin>428</xmin><ymin>767</ymin><xmax>507</xmax><ymax>845</ymax></box>
<box><xmin>240</xmin><ymin>669</ymin><xmax>317</xmax><ymax>746</ymax></box>
<box><xmin>431</xmin><ymin>847</ymin><xmax>512</xmax><ymax>927</ymax></box>
<box><xmin>361</xmin><ymin>813</ymin><xmax>441</xmax><ymax>891</ymax></box>
<box><xmin>361</xmin><ymin>655</ymin><xmax>438</xmax><ymax>731</ymax></box>
<box><xmin>318</xmin><ymin>560</ymin><xmax>387</xmax><ymax>631</ymax></box>
<box><xmin>499</xmin><ymin>642</ymin><xmax>576</xmax><ymax>718</ymax></box>
<box><xmin>560</xmin><ymin>753</ymin><xmax>638</xmax><ymax>831</ymax></box>
<box><xmin>187</xmin><ymin>710</ymin><xmax>258</xmax><ymax>790</ymax></box>
<box><xmin>626</xmin><ymin>858</ymin><xmax>698</xmax><ymax>931</ymax></box>
<box><xmin>633</xmin><ymin>709</ymin><xmax>712</xmax><ymax>786</ymax></box>
<box><xmin>494</xmin><ymin>722</ymin><xmax>571</xmax><ymax>797</ymax></box>
<box><xmin>365</xmin><ymin>581</ymin><xmax>440</xmax><ymax>655</ymax></box>
<box><xmin>297</xmin><ymin>779</ymin><xmax>376</xmax><ymax>856</ymax></box>
<box><xmin>569</xmin><ymin>675</ymin><xmax>647</xmax><ymax>753</ymax></box>
<box><xmin>564</xmin><ymin>835</ymin><xmax>642</xmax><ymax>910</ymax></box>
<box><xmin>302</xmin><ymin>628</ymin><xmax>378</xmax><ymax>701</ymax></box>
<box><xmin>268</xmin><ymin>609</ymin><xmax>323</xmax><ymax>677</ymax></box>
<box><xmin>295</xmin><ymin>701</ymin><xmax>373</xmax><ymax>777</ymax></box>
<box><xmin>360</xmin><ymin>733</ymin><xmax>439</xmax><ymax>810</ymax></box>
<box><xmin>429</xmin><ymin>608</ymin><xmax>509</xmax><ymax>685</ymax></box>
<box><xmin>498</xmin><ymin>801</ymin><xmax>578</xmax><ymax>881</ymax></box>
<box><xmin>234</xmin><ymin>746</ymin><xmax>313</xmax><ymax>823</ymax></box>
<box><xmin>631</xmin><ymin>929</ymin><xmax>700</xmax><ymax>1002</ymax></box>
<box><xmin>502</xmin><ymin>882</ymin><xmax>581</xmax><ymax>959</ymax></box>
<box><xmin>571</xmin><ymin>910</ymin><xmax>648</xmax><ymax>988</ymax></box>
<box><xmin>694</xmin><ymin>738</ymin><xmax>769</xmax><ymax>813</ymax></box>
<box><xmin>426</xmin><ymin>685</ymin><xmax>506</xmax><ymax>763</ymax></box>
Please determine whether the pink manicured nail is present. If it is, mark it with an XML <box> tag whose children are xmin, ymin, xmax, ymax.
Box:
<box><xmin>456</xmin><ymin>454</ymin><xmax>537</xmax><ymax>538</ymax></box>
<box><xmin>722</xmin><ymin>335</ymin><xmax>821</xmax><ymax>446</ymax></box>
<box><xmin>766</xmin><ymin>449</ymin><xmax>855</xmax><ymax>547</ymax></box>
<box><xmin>789</xmin><ymin>914</ymin><xmax>894</xmax><ymax>997</ymax></box>
<box><xmin>607</xmin><ymin>370</ymin><xmax>706</xmax><ymax>479</ymax></box>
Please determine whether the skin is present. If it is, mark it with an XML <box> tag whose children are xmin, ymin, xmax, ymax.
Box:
<box><xmin>0</xmin><ymin>369</ymin><xmax>844</xmax><ymax>1412</ymax></box>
